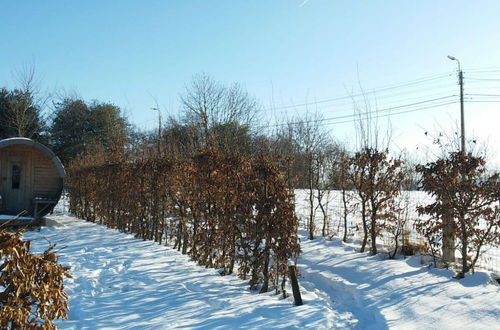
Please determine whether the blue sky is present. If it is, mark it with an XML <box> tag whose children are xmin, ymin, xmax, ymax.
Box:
<box><xmin>1</xmin><ymin>0</ymin><xmax>499</xmax><ymax>165</ymax></box>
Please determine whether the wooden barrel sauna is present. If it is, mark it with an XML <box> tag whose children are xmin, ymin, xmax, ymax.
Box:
<box><xmin>0</xmin><ymin>137</ymin><xmax>65</xmax><ymax>218</ymax></box>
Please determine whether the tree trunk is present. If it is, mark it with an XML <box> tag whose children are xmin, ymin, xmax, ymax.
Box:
<box><xmin>342</xmin><ymin>189</ymin><xmax>348</xmax><ymax>242</ymax></box>
<box><xmin>458</xmin><ymin>216</ymin><xmax>469</xmax><ymax>278</ymax></box>
<box><xmin>308</xmin><ymin>187</ymin><xmax>315</xmax><ymax>240</ymax></box>
<box><xmin>442</xmin><ymin>196</ymin><xmax>455</xmax><ymax>263</ymax></box>
<box><xmin>288</xmin><ymin>265</ymin><xmax>303</xmax><ymax>306</ymax></box>
<box><xmin>319</xmin><ymin>192</ymin><xmax>327</xmax><ymax>237</ymax></box>
<box><xmin>308</xmin><ymin>155</ymin><xmax>315</xmax><ymax>240</ymax></box>
<box><xmin>370</xmin><ymin>207</ymin><xmax>377</xmax><ymax>255</ymax></box>
<box><xmin>360</xmin><ymin>201</ymin><xmax>368</xmax><ymax>252</ymax></box>
<box><xmin>182</xmin><ymin>230</ymin><xmax>189</xmax><ymax>254</ymax></box>
<box><xmin>260</xmin><ymin>247</ymin><xmax>270</xmax><ymax>293</ymax></box>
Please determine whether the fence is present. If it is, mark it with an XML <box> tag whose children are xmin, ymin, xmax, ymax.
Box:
<box><xmin>294</xmin><ymin>189</ymin><xmax>500</xmax><ymax>274</ymax></box>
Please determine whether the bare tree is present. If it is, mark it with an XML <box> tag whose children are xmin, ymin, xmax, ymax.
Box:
<box><xmin>314</xmin><ymin>143</ymin><xmax>339</xmax><ymax>237</ymax></box>
<box><xmin>180</xmin><ymin>73</ymin><xmax>258</xmax><ymax>151</ymax></box>
<box><xmin>271</xmin><ymin>122</ymin><xmax>299</xmax><ymax>190</ymax></box>
<box><xmin>387</xmin><ymin>184</ymin><xmax>412</xmax><ymax>259</ymax></box>
<box><xmin>331</xmin><ymin>148</ymin><xmax>354</xmax><ymax>242</ymax></box>
<box><xmin>291</xmin><ymin>112</ymin><xmax>330</xmax><ymax>240</ymax></box>
<box><xmin>348</xmin><ymin>82</ymin><xmax>400</xmax><ymax>254</ymax></box>
<box><xmin>7</xmin><ymin>63</ymin><xmax>47</xmax><ymax>139</ymax></box>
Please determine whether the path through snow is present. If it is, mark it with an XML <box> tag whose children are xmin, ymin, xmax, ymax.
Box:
<box><xmin>298</xmin><ymin>231</ymin><xmax>500</xmax><ymax>329</ymax></box>
<box><xmin>24</xmin><ymin>216</ymin><xmax>340</xmax><ymax>329</ymax></box>
<box><xmin>23</xmin><ymin>215</ymin><xmax>500</xmax><ymax>329</ymax></box>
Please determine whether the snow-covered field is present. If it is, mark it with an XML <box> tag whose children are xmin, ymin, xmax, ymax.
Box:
<box><xmin>299</xmin><ymin>233</ymin><xmax>500</xmax><ymax>329</ymax></box>
<box><xmin>24</xmin><ymin>212</ymin><xmax>500</xmax><ymax>329</ymax></box>
<box><xmin>294</xmin><ymin>189</ymin><xmax>500</xmax><ymax>273</ymax></box>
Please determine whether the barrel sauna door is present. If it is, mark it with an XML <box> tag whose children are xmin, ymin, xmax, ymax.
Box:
<box><xmin>4</xmin><ymin>152</ymin><xmax>31</xmax><ymax>215</ymax></box>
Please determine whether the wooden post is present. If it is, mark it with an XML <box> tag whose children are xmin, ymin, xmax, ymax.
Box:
<box><xmin>288</xmin><ymin>265</ymin><xmax>303</xmax><ymax>306</ymax></box>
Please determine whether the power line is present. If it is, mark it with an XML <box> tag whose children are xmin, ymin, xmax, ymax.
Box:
<box><xmin>465</xmin><ymin>93</ymin><xmax>500</xmax><ymax>97</ymax></box>
<box><xmin>464</xmin><ymin>100</ymin><xmax>500</xmax><ymax>103</ymax></box>
<box><xmin>270</xmin><ymin>85</ymin><xmax>456</xmax><ymax>117</ymax></box>
<box><xmin>258</xmin><ymin>96</ymin><xmax>457</xmax><ymax>129</ymax></box>
<box><xmin>463</xmin><ymin>85</ymin><xmax>500</xmax><ymax>92</ymax></box>
<box><xmin>260</xmin><ymin>82</ymin><xmax>455</xmax><ymax>120</ymax></box>
<box><xmin>262</xmin><ymin>68</ymin><xmax>500</xmax><ymax>116</ymax></box>
<box><xmin>322</xmin><ymin>101</ymin><xmax>458</xmax><ymax>127</ymax></box>
<box><xmin>259</xmin><ymin>69</ymin><xmax>500</xmax><ymax>117</ymax></box>
<box><xmin>271</xmin><ymin>100</ymin><xmax>458</xmax><ymax>129</ymax></box>
<box><xmin>262</xmin><ymin>72</ymin><xmax>452</xmax><ymax>112</ymax></box>
<box><xmin>466</xmin><ymin>77</ymin><xmax>500</xmax><ymax>82</ymax></box>
<box><xmin>465</xmin><ymin>68</ymin><xmax>500</xmax><ymax>74</ymax></box>
<box><xmin>255</xmin><ymin>68</ymin><xmax>499</xmax><ymax>134</ymax></box>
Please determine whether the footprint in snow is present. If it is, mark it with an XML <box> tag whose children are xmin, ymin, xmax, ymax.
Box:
<box><xmin>205</xmin><ymin>297</ymin><xmax>230</xmax><ymax>309</ymax></box>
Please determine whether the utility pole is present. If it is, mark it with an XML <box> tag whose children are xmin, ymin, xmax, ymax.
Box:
<box><xmin>152</xmin><ymin>107</ymin><xmax>162</xmax><ymax>155</ymax></box>
<box><xmin>441</xmin><ymin>55</ymin><xmax>465</xmax><ymax>265</ymax></box>
<box><xmin>459</xmin><ymin>69</ymin><xmax>465</xmax><ymax>154</ymax></box>
<box><xmin>448</xmin><ymin>55</ymin><xmax>465</xmax><ymax>154</ymax></box>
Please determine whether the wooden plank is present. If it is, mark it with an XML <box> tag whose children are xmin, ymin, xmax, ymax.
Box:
<box><xmin>0</xmin><ymin>217</ymin><xmax>44</xmax><ymax>228</ymax></box>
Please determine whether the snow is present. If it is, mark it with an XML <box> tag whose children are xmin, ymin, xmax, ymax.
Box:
<box><xmin>293</xmin><ymin>189</ymin><xmax>500</xmax><ymax>273</ymax></box>
<box><xmin>298</xmin><ymin>232</ymin><xmax>500</xmax><ymax>329</ymax></box>
<box><xmin>24</xmin><ymin>216</ymin><xmax>337</xmax><ymax>329</ymax></box>
<box><xmin>21</xmin><ymin>204</ymin><xmax>500</xmax><ymax>329</ymax></box>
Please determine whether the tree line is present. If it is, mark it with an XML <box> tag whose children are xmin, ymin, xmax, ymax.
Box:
<box><xmin>2</xmin><ymin>70</ymin><xmax>499</xmax><ymax>279</ymax></box>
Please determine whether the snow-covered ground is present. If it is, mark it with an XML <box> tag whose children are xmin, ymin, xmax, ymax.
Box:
<box><xmin>294</xmin><ymin>189</ymin><xmax>500</xmax><ymax>273</ymax></box>
<box><xmin>23</xmin><ymin>213</ymin><xmax>500</xmax><ymax>329</ymax></box>
<box><xmin>24</xmin><ymin>216</ymin><xmax>337</xmax><ymax>329</ymax></box>
<box><xmin>299</xmin><ymin>232</ymin><xmax>500</xmax><ymax>329</ymax></box>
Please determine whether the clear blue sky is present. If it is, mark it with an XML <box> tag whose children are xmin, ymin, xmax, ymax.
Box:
<box><xmin>1</xmin><ymin>0</ymin><xmax>499</xmax><ymax>165</ymax></box>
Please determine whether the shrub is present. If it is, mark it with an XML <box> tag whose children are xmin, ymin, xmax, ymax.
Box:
<box><xmin>67</xmin><ymin>147</ymin><xmax>300</xmax><ymax>292</ymax></box>
<box><xmin>0</xmin><ymin>230</ymin><xmax>71</xmax><ymax>328</ymax></box>
<box><xmin>416</xmin><ymin>152</ymin><xmax>500</xmax><ymax>278</ymax></box>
